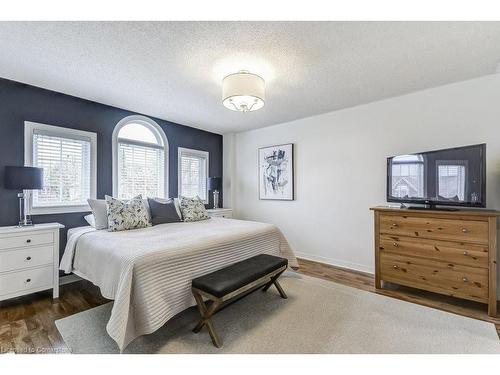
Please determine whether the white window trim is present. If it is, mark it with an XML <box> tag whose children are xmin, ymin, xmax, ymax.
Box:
<box><xmin>178</xmin><ymin>147</ymin><xmax>209</xmax><ymax>204</ymax></box>
<box><xmin>24</xmin><ymin>121</ymin><xmax>97</xmax><ymax>215</ymax></box>
<box><xmin>112</xmin><ymin>115</ymin><xmax>169</xmax><ymax>198</ymax></box>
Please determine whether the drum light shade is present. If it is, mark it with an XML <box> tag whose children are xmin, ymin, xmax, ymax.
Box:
<box><xmin>222</xmin><ymin>71</ymin><xmax>265</xmax><ymax>112</ymax></box>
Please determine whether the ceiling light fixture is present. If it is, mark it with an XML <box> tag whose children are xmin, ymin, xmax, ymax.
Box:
<box><xmin>222</xmin><ymin>71</ymin><xmax>265</xmax><ymax>112</ymax></box>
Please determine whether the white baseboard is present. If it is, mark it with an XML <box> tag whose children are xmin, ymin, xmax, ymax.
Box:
<box><xmin>295</xmin><ymin>251</ymin><xmax>374</xmax><ymax>275</ymax></box>
<box><xmin>59</xmin><ymin>274</ymin><xmax>83</xmax><ymax>286</ymax></box>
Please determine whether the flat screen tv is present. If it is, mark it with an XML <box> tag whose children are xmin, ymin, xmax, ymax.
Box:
<box><xmin>387</xmin><ymin>144</ymin><xmax>486</xmax><ymax>208</ymax></box>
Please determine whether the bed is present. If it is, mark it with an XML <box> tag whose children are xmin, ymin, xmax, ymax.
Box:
<box><xmin>60</xmin><ymin>217</ymin><xmax>298</xmax><ymax>350</ymax></box>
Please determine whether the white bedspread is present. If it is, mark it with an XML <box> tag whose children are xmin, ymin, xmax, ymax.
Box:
<box><xmin>60</xmin><ymin>218</ymin><xmax>298</xmax><ymax>350</ymax></box>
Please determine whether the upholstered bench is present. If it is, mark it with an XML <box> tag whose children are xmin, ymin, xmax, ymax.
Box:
<box><xmin>191</xmin><ymin>254</ymin><xmax>288</xmax><ymax>348</ymax></box>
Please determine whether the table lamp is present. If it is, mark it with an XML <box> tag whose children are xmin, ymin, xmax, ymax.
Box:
<box><xmin>4</xmin><ymin>166</ymin><xmax>44</xmax><ymax>226</ymax></box>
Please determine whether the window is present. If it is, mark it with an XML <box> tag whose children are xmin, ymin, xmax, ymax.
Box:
<box><xmin>391</xmin><ymin>154</ymin><xmax>425</xmax><ymax>198</ymax></box>
<box><xmin>24</xmin><ymin>121</ymin><xmax>97</xmax><ymax>214</ymax></box>
<box><xmin>112</xmin><ymin>116</ymin><xmax>168</xmax><ymax>199</ymax></box>
<box><xmin>437</xmin><ymin>161</ymin><xmax>467</xmax><ymax>201</ymax></box>
<box><xmin>178</xmin><ymin>147</ymin><xmax>209</xmax><ymax>202</ymax></box>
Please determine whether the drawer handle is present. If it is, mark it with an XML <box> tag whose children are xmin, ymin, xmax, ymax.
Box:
<box><xmin>461</xmin><ymin>228</ymin><xmax>468</xmax><ymax>233</ymax></box>
<box><xmin>463</xmin><ymin>251</ymin><xmax>468</xmax><ymax>256</ymax></box>
<box><xmin>462</xmin><ymin>277</ymin><xmax>468</xmax><ymax>283</ymax></box>
<box><xmin>393</xmin><ymin>265</ymin><xmax>399</xmax><ymax>269</ymax></box>
<box><xmin>393</xmin><ymin>242</ymin><xmax>399</xmax><ymax>247</ymax></box>
<box><xmin>26</xmin><ymin>256</ymin><xmax>32</xmax><ymax>261</ymax></box>
<box><xmin>26</xmin><ymin>239</ymin><xmax>31</xmax><ymax>243</ymax></box>
<box><xmin>391</xmin><ymin>223</ymin><xmax>398</xmax><ymax>227</ymax></box>
<box><xmin>26</xmin><ymin>278</ymin><xmax>31</xmax><ymax>283</ymax></box>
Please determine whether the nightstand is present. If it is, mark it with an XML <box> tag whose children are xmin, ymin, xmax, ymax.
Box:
<box><xmin>206</xmin><ymin>208</ymin><xmax>233</xmax><ymax>219</ymax></box>
<box><xmin>0</xmin><ymin>223</ymin><xmax>64</xmax><ymax>301</ymax></box>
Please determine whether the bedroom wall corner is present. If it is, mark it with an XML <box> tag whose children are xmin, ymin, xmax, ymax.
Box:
<box><xmin>223</xmin><ymin>133</ymin><xmax>236</xmax><ymax>209</ymax></box>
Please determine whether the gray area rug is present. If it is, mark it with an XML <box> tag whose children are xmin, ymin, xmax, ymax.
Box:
<box><xmin>55</xmin><ymin>273</ymin><xmax>500</xmax><ymax>354</ymax></box>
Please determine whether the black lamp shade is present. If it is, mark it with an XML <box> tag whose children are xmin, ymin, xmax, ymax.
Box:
<box><xmin>208</xmin><ymin>177</ymin><xmax>221</xmax><ymax>191</ymax></box>
<box><xmin>4</xmin><ymin>166</ymin><xmax>44</xmax><ymax>190</ymax></box>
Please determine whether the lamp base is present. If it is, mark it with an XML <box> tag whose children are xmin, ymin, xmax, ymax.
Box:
<box><xmin>213</xmin><ymin>190</ymin><xmax>219</xmax><ymax>209</ymax></box>
<box><xmin>17</xmin><ymin>218</ymin><xmax>34</xmax><ymax>227</ymax></box>
<box><xmin>17</xmin><ymin>192</ymin><xmax>33</xmax><ymax>227</ymax></box>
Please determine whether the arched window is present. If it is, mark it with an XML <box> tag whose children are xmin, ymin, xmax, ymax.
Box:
<box><xmin>112</xmin><ymin>115</ymin><xmax>168</xmax><ymax>199</ymax></box>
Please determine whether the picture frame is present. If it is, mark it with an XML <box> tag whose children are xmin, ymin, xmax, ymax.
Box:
<box><xmin>258</xmin><ymin>143</ymin><xmax>294</xmax><ymax>200</ymax></box>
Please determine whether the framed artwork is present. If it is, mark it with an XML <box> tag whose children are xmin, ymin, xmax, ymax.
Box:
<box><xmin>258</xmin><ymin>143</ymin><xmax>294</xmax><ymax>200</ymax></box>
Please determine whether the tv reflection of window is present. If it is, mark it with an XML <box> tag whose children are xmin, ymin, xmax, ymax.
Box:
<box><xmin>391</xmin><ymin>154</ymin><xmax>424</xmax><ymax>198</ymax></box>
<box><xmin>437</xmin><ymin>161</ymin><xmax>467</xmax><ymax>201</ymax></box>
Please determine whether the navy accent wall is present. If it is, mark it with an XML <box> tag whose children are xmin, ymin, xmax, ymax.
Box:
<box><xmin>0</xmin><ymin>78</ymin><xmax>223</xmax><ymax>259</ymax></box>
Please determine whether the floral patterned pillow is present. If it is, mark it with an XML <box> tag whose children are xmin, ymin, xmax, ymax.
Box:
<box><xmin>105</xmin><ymin>195</ymin><xmax>151</xmax><ymax>231</ymax></box>
<box><xmin>179</xmin><ymin>196</ymin><xmax>210</xmax><ymax>222</ymax></box>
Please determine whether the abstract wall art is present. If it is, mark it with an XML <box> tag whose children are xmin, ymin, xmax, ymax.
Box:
<box><xmin>259</xmin><ymin>143</ymin><xmax>294</xmax><ymax>200</ymax></box>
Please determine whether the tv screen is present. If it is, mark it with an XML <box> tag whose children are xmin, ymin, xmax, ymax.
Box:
<box><xmin>387</xmin><ymin>144</ymin><xmax>486</xmax><ymax>208</ymax></box>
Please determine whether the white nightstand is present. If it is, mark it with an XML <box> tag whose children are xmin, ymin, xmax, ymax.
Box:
<box><xmin>0</xmin><ymin>223</ymin><xmax>64</xmax><ymax>301</ymax></box>
<box><xmin>206</xmin><ymin>208</ymin><xmax>233</xmax><ymax>219</ymax></box>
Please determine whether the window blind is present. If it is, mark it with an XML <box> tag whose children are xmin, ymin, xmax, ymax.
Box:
<box><xmin>179</xmin><ymin>151</ymin><xmax>207</xmax><ymax>201</ymax></box>
<box><xmin>117</xmin><ymin>141</ymin><xmax>164</xmax><ymax>199</ymax></box>
<box><xmin>32</xmin><ymin>132</ymin><xmax>91</xmax><ymax>207</ymax></box>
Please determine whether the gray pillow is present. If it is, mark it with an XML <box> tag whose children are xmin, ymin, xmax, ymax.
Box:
<box><xmin>151</xmin><ymin>197</ymin><xmax>183</xmax><ymax>220</ymax></box>
<box><xmin>87</xmin><ymin>198</ymin><xmax>108</xmax><ymax>230</ymax></box>
<box><xmin>147</xmin><ymin>198</ymin><xmax>182</xmax><ymax>225</ymax></box>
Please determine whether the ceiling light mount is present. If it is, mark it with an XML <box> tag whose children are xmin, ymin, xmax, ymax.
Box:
<box><xmin>222</xmin><ymin>70</ymin><xmax>265</xmax><ymax>112</ymax></box>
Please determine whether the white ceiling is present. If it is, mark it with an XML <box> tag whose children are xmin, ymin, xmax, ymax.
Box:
<box><xmin>1</xmin><ymin>21</ymin><xmax>500</xmax><ymax>134</ymax></box>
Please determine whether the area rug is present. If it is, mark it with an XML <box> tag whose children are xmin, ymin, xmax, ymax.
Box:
<box><xmin>55</xmin><ymin>272</ymin><xmax>500</xmax><ymax>354</ymax></box>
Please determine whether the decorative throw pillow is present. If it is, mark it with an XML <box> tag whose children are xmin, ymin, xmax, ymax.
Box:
<box><xmin>105</xmin><ymin>194</ymin><xmax>151</xmax><ymax>231</ymax></box>
<box><xmin>87</xmin><ymin>199</ymin><xmax>109</xmax><ymax>230</ymax></box>
<box><xmin>179</xmin><ymin>196</ymin><xmax>210</xmax><ymax>222</ymax></box>
<box><xmin>149</xmin><ymin>197</ymin><xmax>183</xmax><ymax>220</ymax></box>
<box><xmin>147</xmin><ymin>197</ymin><xmax>182</xmax><ymax>225</ymax></box>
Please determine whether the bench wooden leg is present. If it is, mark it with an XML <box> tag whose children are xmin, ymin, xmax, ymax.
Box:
<box><xmin>273</xmin><ymin>280</ymin><xmax>287</xmax><ymax>299</ymax></box>
<box><xmin>192</xmin><ymin>289</ymin><xmax>223</xmax><ymax>348</ymax></box>
<box><xmin>262</xmin><ymin>271</ymin><xmax>287</xmax><ymax>299</ymax></box>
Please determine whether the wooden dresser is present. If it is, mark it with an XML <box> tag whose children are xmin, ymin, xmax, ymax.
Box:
<box><xmin>371</xmin><ymin>207</ymin><xmax>498</xmax><ymax>317</ymax></box>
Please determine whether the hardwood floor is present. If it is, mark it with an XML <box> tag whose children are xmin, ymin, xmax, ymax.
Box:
<box><xmin>0</xmin><ymin>258</ymin><xmax>498</xmax><ymax>353</ymax></box>
<box><xmin>0</xmin><ymin>280</ymin><xmax>109</xmax><ymax>354</ymax></box>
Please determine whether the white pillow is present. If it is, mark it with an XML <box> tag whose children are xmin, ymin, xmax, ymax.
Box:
<box><xmin>87</xmin><ymin>198</ymin><xmax>108</xmax><ymax>230</ymax></box>
<box><xmin>84</xmin><ymin>214</ymin><xmax>95</xmax><ymax>228</ymax></box>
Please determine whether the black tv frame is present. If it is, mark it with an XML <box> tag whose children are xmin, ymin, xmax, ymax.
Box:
<box><xmin>386</xmin><ymin>143</ymin><xmax>486</xmax><ymax>209</ymax></box>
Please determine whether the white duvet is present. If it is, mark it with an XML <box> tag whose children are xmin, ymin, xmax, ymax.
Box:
<box><xmin>60</xmin><ymin>218</ymin><xmax>298</xmax><ymax>350</ymax></box>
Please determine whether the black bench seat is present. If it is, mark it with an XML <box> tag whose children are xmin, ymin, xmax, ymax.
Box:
<box><xmin>191</xmin><ymin>254</ymin><xmax>289</xmax><ymax>348</ymax></box>
<box><xmin>192</xmin><ymin>254</ymin><xmax>288</xmax><ymax>298</ymax></box>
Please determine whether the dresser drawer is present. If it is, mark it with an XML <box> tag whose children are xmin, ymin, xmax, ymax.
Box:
<box><xmin>212</xmin><ymin>213</ymin><xmax>232</xmax><ymax>218</ymax></box>
<box><xmin>379</xmin><ymin>214</ymin><xmax>489</xmax><ymax>244</ymax></box>
<box><xmin>0</xmin><ymin>232</ymin><xmax>54</xmax><ymax>250</ymax></box>
<box><xmin>380</xmin><ymin>252</ymin><xmax>489</xmax><ymax>303</ymax></box>
<box><xmin>0</xmin><ymin>245</ymin><xmax>54</xmax><ymax>273</ymax></box>
<box><xmin>379</xmin><ymin>235</ymin><xmax>489</xmax><ymax>269</ymax></box>
<box><xmin>0</xmin><ymin>266</ymin><xmax>53</xmax><ymax>297</ymax></box>
<box><xmin>208</xmin><ymin>210</ymin><xmax>233</xmax><ymax>219</ymax></box>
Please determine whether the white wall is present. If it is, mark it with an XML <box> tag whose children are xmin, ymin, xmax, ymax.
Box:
<box><xmin>229</xmin><ymin>74</ymin><xmax>500</xmax><ymax>295</ymax></box>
